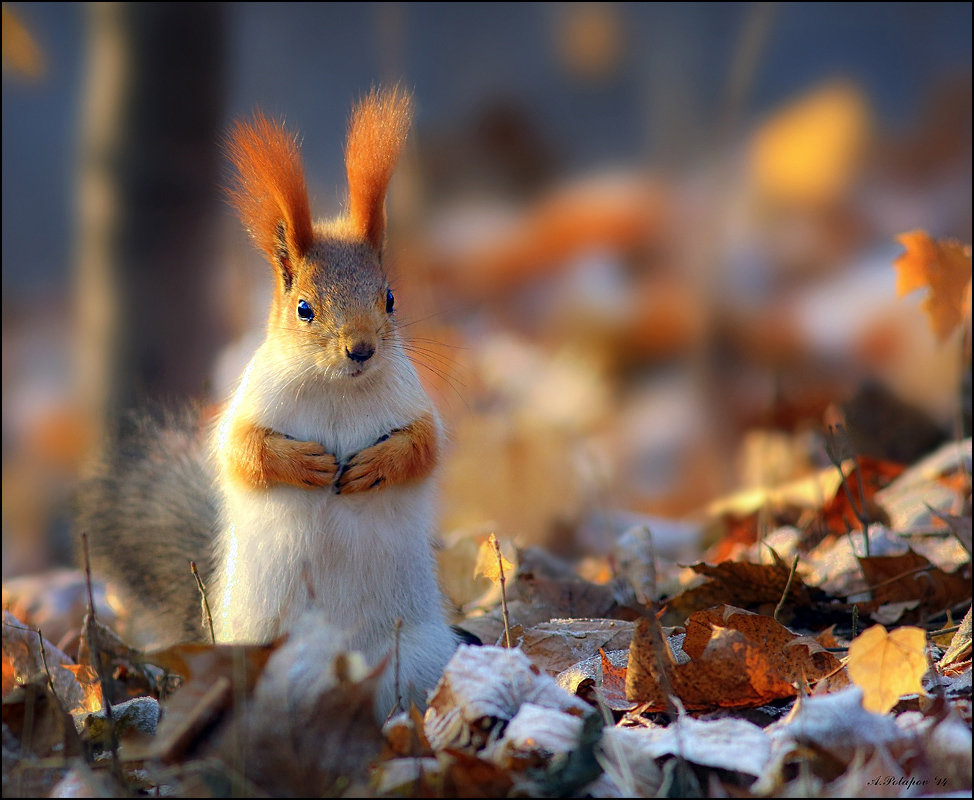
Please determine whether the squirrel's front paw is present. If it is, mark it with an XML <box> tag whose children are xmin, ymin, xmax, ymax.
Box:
<box><xmin>334</xmin><ymin>439</ymin><xmax>390</xmax><ymax>494</ymax></box>
<box><xmin>263</xmin><ymin>433</ymin><xmax>339</xmax><ymax>489</ymax></box>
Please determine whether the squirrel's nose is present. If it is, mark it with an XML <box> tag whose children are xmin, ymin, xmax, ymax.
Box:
<box><xmin>346</xmin><ymin>341</ymin><xmax>375</xmax><ymax>363</ymax></box>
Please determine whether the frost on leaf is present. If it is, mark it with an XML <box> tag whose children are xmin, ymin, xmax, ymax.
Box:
<box><xmin>424</xmin><ymin>644</ymin><xmax>590</xmax><ymax>752</ymax></box>
<box><xmin>846</xmin><ymin>624</ymin><xmax>928</xmax><ymax>713</ymax></box>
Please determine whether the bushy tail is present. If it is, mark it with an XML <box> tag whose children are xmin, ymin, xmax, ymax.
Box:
<box><xmin>75</xmin><ymin>410</ymin><xmax>217</xmax><ymax>649</ymax></box>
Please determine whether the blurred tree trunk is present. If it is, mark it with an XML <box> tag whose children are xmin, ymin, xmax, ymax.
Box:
<box><xmin>75</xmin><ymin>3</ymin><xmax>226</xmax><ymax>447</ymax></box>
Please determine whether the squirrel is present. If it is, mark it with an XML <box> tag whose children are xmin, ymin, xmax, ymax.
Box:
<box><xmin>77</xmin><ymin>86</ymin><xmax>460</xmax><ymax>718</ymax></box>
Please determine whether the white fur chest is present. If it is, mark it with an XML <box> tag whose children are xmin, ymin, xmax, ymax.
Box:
<box><xmin>210</xmin><ymin>343</ymin><xmax>445</xmax><ymax>665</ymax></box>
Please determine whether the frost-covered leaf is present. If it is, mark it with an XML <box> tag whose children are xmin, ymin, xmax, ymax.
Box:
<box><xmin>767</xmin><ymin>686</ymin><xmax>906</xmax><ymax>764</ymax></box>
<box><xmin>939</xmin><ymin>604</ymin><xmax>972</xmax><ymax>673</ymax></box>
<box><xmin>611</xmin><ymin>714</ymin><xmax>772</xmax><ymax>777</ymax></box>
<box><xmin>424</xmin><ymin>644</ymin><xmax>589</xmax><ymax>752</ymax></box>
<box><xmin>520</xmin><ymin>618</ymin><xmax>633</xmax><ymax>675</ymax></box>
<box><xmin>846</xmin><ymin>625</ymin><xmax>928</xmax><ymax>713</ymax></box>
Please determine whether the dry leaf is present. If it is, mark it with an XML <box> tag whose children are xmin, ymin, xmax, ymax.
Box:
<box><xmin>136</xmin><ymin>640</ymin><xmax>277</xmax><ymax>762</ymax></box>
<box><xmin>666</xmin><ymin>560</ymin><xmax>818</xmax><ymax>621</ymax></box>
<box><xmin>1</xmin><ymin>610</ymin><xmax>84</xmax><ymax>711</ymax></box>
<box><xmin>229</xmin><ymin>630</ymin><xmax>384</xmax><ymax>797</ymax></box>
<box><xmin>894</xmin><ymin>231</ymin><xmax>973</xmax><ymax>343</ymax></box>
<box><xmin>555</xmin><ymin>647</ymin><xmax>636</xmax><ymax>711</ymax></box>
<box><xmin>857</xmin><ymin>548</ymin><xmax>971</xmax><ymax>619</ymax></box>
<box><xmin>424</xmin><ymin>644</ymin><xmax>590</xmax><ymax>753</ymax></box>
<box><xmin>627</xmin><ymin>606</ymin><xmax>842</xmax><ymax>711</ymax></box>
<box><xmin>519</xmin><ymin>618</ymin><xmax>633</xmax><ymax>675</ymax></box>
<box><xmin>598</xmin><ymin>647</ymin><xmax>632</xmax><ymax>711</ymax></box>
<box><xmin>1</xmin><ymin>679</ymin><xmax>84</xmax><ymax>795</ymax></box>
<box><xmin>846</xmin><ymin>625</ymin><xmax>928</xmax><ymax>713</ymax></box>
<box><xmin>939</xmin><ymin>605</ymin><xmax>972</xmax><ymax>674</ymax></box>
<box><xmin>59</xmin><ymin>664</ymin><xmax>103</xmax><ymax>714</ymax></box>
<box><xmin>763</xmin><ymin>686</ymin><xmax>909</xmax><ymax>782</ymax></box>
<box><xmin>474</xmin><ymin>533</ymin><xmax>514</xmax><ymax>583</ymax></box>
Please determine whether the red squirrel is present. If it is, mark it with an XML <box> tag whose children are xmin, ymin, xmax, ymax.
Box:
<box><xmin>79</xmin><ymin>87</ymin><xmax>459</xmax><ymax>718</ymax></box>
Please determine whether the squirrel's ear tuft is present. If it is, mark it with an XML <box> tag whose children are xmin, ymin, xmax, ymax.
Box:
<box><xmin>226</xmin><ymin>112</ymin><xmax>313</xmax><ymax>286</ymax></box>
<box><xmin>345</xmin><ymin>85</ymin><xmax>412</xmax><ymax>251</ymax></box>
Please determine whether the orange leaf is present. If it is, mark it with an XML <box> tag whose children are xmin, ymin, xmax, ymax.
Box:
<box><xmin>894</xmin><ymin>230</ymin><xmax>973</xmax><ymax>342</ymax></box>
<box><xmin>598</xmin><ymin>647</ymin><xmax>631</xmax><ymax>711</ymax></box>
<box><xmin>626</xmin><ymin>606</ymin><xmax>842</xmax><ymax>711</ymax></box>
<box><xmin>61</xmin><ymin>664</ymin><xmax>103</xmax><ymax>714</ymax></box>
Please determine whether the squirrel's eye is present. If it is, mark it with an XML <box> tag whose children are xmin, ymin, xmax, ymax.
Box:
<box><xmin>296</xmin><ymin>299</ymin><xmax>315</xmax><ymax>322</ymax></box>
<box><xmin>385</xmin><ymin>288</ymin><xmax>395</xmax><ymax>314</ymax></box>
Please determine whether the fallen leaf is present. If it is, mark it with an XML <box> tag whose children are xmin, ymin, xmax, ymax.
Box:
<box><xmin>598</xmin><ymin>647</ymin><xmax>632</xmax><ymax>711</ymax></box>
<box><xmin>894</xmin><ymin>230</ymin><xmax>972</xmax><ymax>342</ymax></box>
<box><xmin>761</xmin><ymin>686</ymin><xmax>909</xmax><ymax>786</ymax></box>
<box><xmin>135</xmin><ymin>640</ymin><xmax>277</xmax><ymax>763</ymax></box>
<box><xmin>1</xmin><ymin>610</ymin><xmax>84</xmax><ymax>711</ymax></box>
<box><xmin>626</xmin><ymin>607</ymin><xmax>842</xmax><ymax>711</ymax></box>
<box><xmin>1</xmin><ymin>679</ymin><xmax>84</xmax><ymax>795</ymax></box>
<box><xmin>846</xmin><ymin>625</ymin><xmax>928</xmax><ymax>713</ymax></box>
<box><xmin>626</xmin><ymin>606</ymin><xmax>839</xmax><ymax>711</ymax></box>
<box><xmin>424</xmin><ymin>644</ymin><xmax>590</xmax><ymax>753</ymax></box>
<box><xmin>555</xmin><ymin>647</ymin><xmax>636</xmax><ymax>711</ymax></box>
<box><xmin>60</xmin><ymin>664</ymin><xmax>103</xmax><ymax>714</ymax></box>
<box><xmin>513</xmin><ymin>559</ymin><xmax>637</xmax><ymax>622</ymax></box>
<box><xmin>519</xmin><ymin>618</ymin><xmax>633</xmax><ymax>675</ymax></box>
<box><xmin>857</xmin><ymin>548</ymin><xmax>971</xmax><ymax>619</ymax></box>
<box><xmin>939</xmin><ymin>604</ymin><xmax>972</xmax><ymax>674</ymax></box>
<box><xmin>612</xmin><ymin>714</ymin><xmax>772</xmax><ymax>777</ymax></box>
<box><xmin>666</xmin><ymin>560</ymin><xmax>821</xmax><ymax>622</ymax></box>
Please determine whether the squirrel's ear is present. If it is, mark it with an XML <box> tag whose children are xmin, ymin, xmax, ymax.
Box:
<box><xmin>345</xmin><ymin>86</ymin><xmax>412</xmax><ymax>251</ymax></box>
<box><xmin>226</xmin><ymin>112</ymin><xmax>312</xmax><ymax>291</ymax></box>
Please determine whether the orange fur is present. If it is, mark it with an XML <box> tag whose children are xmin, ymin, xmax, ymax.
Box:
<box><xmin>226</xmin><ymin>112</ymin><xmax>313</xmax><ymax>267</ymax></box>
<box><xmin>345</xmin><ymin>86</ymin><xmax>413</xmax><ymax>249</ymax></box>
<box><xmin>337</xmin><ymin>411</ymin><xmax>438</xmax><ymax>494</ymax></box>
<box><xmin>225</xmin><ymin>418</ymin><xmax>338</xmax><ymax>489</ymax></box>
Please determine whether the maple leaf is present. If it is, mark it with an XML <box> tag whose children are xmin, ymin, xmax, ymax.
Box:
<box><xmin>474</xmin><ymin>533</ymin><xmax>514</xmax><ymax>584</ymax></box>
<box><xmin>894</xmin><ymin>230</ymin><xmax>973</xmax><ymax>343</ymax></box>
<box><xmin>846</xmin><ymin>625</ymin><xmax>928</xmax><ymax>713</ymax></box>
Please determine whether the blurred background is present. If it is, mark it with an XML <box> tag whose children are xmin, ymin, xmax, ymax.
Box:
<box><xmin>3</xmin><ymin>3</ymin><xmax>971</xmax><ymax>586</ymax></box>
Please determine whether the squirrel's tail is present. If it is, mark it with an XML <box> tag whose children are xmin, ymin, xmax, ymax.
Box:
<box><xmin>75</xmin><ymin>409</ymin><xmax>217</xmax><ymax>649</ymax></box>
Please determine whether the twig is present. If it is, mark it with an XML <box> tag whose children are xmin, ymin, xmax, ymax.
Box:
<box><xmin>80</xmin><ymin>532</ymin><xmax>120</xmax><ymax>779</ymax></box>
<box><xmin>393</xmin><ymin>617</ymin><xmax>403</xmax><ymax>716</ymax></box>
<box><xmin>190</xmin><ymin>561</ymin><xmax>216</xmax><ymax>645</ymax></box>
<box><xmin>774</xmin><ymin>554</ymin><xmax>800</xmax><ymax>623</ymax></box>
<box><xmin>825</xmin><ymin>425</ymin><xmax>871</xmax><ymax>557</ymax></box>
<box><xmin>851</xmin><ymin>605</ymin><xmax>859</xmax><ymax>640</ymax></box>
<box><xmin>492</xmin><ymin>536</ymin><xmax>512</xmax><ymax>648</ymax></box>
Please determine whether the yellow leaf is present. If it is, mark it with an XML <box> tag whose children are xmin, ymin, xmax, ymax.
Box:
<box><xmin>846</xmin><ymin>625</ymin><xmax>928</xmax><ymax>713</ymax></box>
<box><xmin>894</xmin><ymin>230</ymin><xmax>973</xmax><ymax>343</ymax></box>
<box><xmin>473</xmin><ymin>533</ymin><xmax>513</xmax><ymax>584</ymax></box>
<box><xmin>750</xmin><ymin>81</ymin><xmax>870</xmax><ymax>206</ymax></box>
